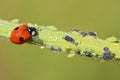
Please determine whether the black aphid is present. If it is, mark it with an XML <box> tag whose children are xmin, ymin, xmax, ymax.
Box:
<box><xmin>102</xmin><ymin>47</ymin><xmax>115</xmax><ymax>60</ymax></box>
<box><xmin>102</xmin><ymin>53</ymin><xmax>113</xmax><ymax>61</ymax></box>
<box><xmin>88</xmin><ymin>32</ymin><xmax>97</xmax><ymax>38</ymax></box>
<box><xmin>64</xmin><ymin>35</ymin><xmax>78</xmax><ymax>46</ymax></box>
<box><xmin>64</xmin><ymin>35</ymin><xmax>75</xmax><ymax>42</ymax></box>
<box><xmin>88</xmin><ymin>32</ymin><xmax>97</xmax><ymax>36</ymax></box>
<box><xmin>103</xmin><ymin>47</ymin><xmax>110</xmax><ymax>53</ymax></box>
<box><xmin>81</xmin><ymin>32</ymin><xmax>88</xmax><ymax>37</ymax></box>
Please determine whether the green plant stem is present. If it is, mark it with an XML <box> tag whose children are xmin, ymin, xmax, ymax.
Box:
<box><xmin>0</xmin><ymin>19</ymin><xmax>120</xmax><ymax>61</ymax></box>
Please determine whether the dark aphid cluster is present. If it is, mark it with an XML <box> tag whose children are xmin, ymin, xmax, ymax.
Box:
<box><xmin>64</xmin><ymin>35</ymin><xmax>78</xmax><ymax>46</ymax></box>
<box><xmin>81</xmin><ymin>32</ymin><xmax>97</xmax><ymax>38</ymax></box>
<box><xmin>102</xmin><ymin>47</ymin><xmax>115</xmax><ymax>61</ymax></box>
<box><xmin>49</xmin><ymin>46</ymin><xmax>62</xmax><ymax>53</ymax></box>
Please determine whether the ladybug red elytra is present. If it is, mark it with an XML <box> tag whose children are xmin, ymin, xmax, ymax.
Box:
<box><xmin>10</xmin><ymin>24</ymin><xmax>37</xmax><ymax>44</ymax></box>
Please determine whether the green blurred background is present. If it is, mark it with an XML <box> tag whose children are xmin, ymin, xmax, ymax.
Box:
<box><xmin>0</xmin><ymin>0</ymin><xmax>120</xmax><ymax>80</ymax></box>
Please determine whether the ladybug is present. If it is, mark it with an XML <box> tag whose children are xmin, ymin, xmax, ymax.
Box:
<box><xmin>10</xmin><ymin>24</ymin><xmax>37</xmax><ymax>44</ymax></box>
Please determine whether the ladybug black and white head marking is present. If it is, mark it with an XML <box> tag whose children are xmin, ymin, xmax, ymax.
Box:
<box><xmin>28</xmin><ymin>27</ymin><xmax>37</xmax><ymax>36</ymax></box>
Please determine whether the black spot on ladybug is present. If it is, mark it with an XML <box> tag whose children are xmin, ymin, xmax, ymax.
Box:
<box><xmin>19</xmin><ymin>37</ymin><xmax>24</xmax><ymax>42</ymax></box>
<box><xmin>14</xmin><ymin>27</ymin><xmax>19</xmax><ymax>30</ymax></box>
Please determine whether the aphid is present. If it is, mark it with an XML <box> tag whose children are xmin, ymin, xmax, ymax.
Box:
<box><xmin>102</xmin><ymin>47</ymin><xmax>115</xmax><ymax>60</ymax></box>
<box><xmin>88</xmin><ymin>32</ymin><xmax>97</xmax><ymax>38</ymax></box>
<box><xmin>64</xmin><ymin>35</ymin><xmax>75</xmax><ymax>42</ymax></box>
<box><xmin>102</xmin><ymin>53</ymin><xmax>112</xmax><ymax>60</ymax></box>
<box><xmin>81</xmin><ymin>32</ymin><xmax>88</xmax><ymax>37</ymax></box>
<box><xmin>64</xmin><ymin>35</ymin><xmax>78</xmax><ymax>46</ymax></box>
<box><xmin>103</xmin><ymin>47</ymin><xmax>110</xmax><ymax>53</ymax></box>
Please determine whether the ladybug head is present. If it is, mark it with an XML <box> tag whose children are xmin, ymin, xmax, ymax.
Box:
<box><xmin>10</xmin><ymin>24</ymin><xmax>31</xmax><ymax>44</ymax></box>
<box><xmin>28</xmin><ymin>27</ymin><xmax>37</xmax><ymax>36</ymax></box>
